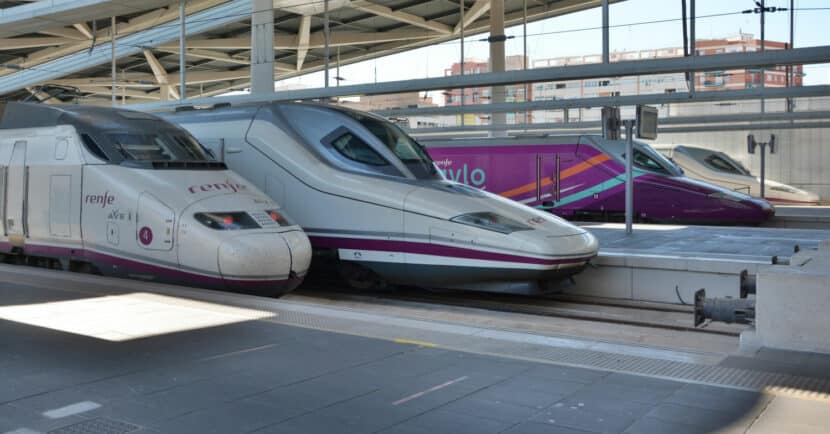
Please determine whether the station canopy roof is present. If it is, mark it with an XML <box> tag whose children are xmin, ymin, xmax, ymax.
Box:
<box><xmin>0</xmin><ymin>0</ymin><xmax>612</xmax><ymax>104</ymax></box>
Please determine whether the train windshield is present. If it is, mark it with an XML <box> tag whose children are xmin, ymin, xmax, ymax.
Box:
<box><xmin>107</xmin><ymin>132</ymin><xmax>212</xmax><ymax>161</ymax></box>
<box><xmin>714</xmin><ymin>152</ymin><xmax>752</xmax><ymax>176</ymax></box>
<box><xmin>342</xmin><ymin>112</ymin><xmax>439</xmax><ymax>179</ymax></box>
<box><xmin>626</xmin><ymin>146</ymin><xmax>683</xmax><ymax>176</ymax></box>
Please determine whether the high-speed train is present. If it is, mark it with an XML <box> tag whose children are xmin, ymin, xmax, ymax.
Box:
<box><xmin>159</xmin><ymin>102</ymin><xmax>598</xmax><ymax>295</ymax></box>
<box><xmin>0</xmin><ymin>102</ymin><xmax>311</xmax><ymax>296</ymax></box>
<box><xmin>653</xmin><ymin>144</ymin><xmax>821</xmax><ymax>205</ymax></box>
<box><xmin>422</xmin><ymin>135</ymin><xmax>775</xmax><ymax>225</ymax></box>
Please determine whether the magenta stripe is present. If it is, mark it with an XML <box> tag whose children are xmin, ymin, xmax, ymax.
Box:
<box><xmin>309</xmin><ymin>236</ymin><xmax>593</xmax><ymax>266</ymax></box>
<box><xmin>22</xmin><ymin>243</ymin><xmax>289</xmax><ymax>289</ymax></box>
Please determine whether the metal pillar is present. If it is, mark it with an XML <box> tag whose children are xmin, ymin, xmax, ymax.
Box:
<box><xmin>460</xmin><ymin>0</ymin><xmax>465</xmax><ymax>126</ymax></box>
<box><xmin>760</xmin><ymin>0</ymin><xmax>767</xmax><ymax>113</ymax></box>
<box><xmin>624</xmin><ymin>119</ymin><xmax>635</xmax><ymax>234</ymax></box>
<box><xmin>111</xmin><ymin>16</ymin><xmax>116</xmax><ymax>105</ymax></box>
<box><xmin>179</xmin><ymin>0</ymin><xmax>186</xmax><ymax>100</ymax></box>
<box><xmin>760</xmin><ymin>143</ymin><xmax>766</xmax><ymax>199</ymax></box>
<box><xmin>787</xmin><ymin>0</ymin><xmax>794</xmax><ymax>112</ymax></box>
<box><xmin>489</xmin><ymin>0</ymin><xmax>506</xmax><ymax>135</ymax></box>
<box><xmin>690</xmin><ymin>0</ymin><xmax>696</xmax><ymax>94</ymax></box>
<box><xmin>602</xmin><ymin>0</ymin><xmax>609</xmax><ymax>64</ymax></box>
<box><xmin>324</xmin><ymin>0</ymin><xmax>330</xmax><ymax>88</ymax></box>
<box><xmin>523</xmin><ymin>0</ymin><xmax>529</xmax><ymax>125</ymax></box>
<box><xmin>251</xmin><ymin>0</ymin><xmax>274</xmax><ymax>94</ymax></box>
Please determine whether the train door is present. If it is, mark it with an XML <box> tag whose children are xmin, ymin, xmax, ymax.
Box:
<box><xmin>6</xmin><ymin>141</ymin><xmax>27</xmax><ymax>245</ymax></box>
<box><xmin>535</xmin><ymin>150</ymin><xmax>576</xmax><ymax>209</ymax></box>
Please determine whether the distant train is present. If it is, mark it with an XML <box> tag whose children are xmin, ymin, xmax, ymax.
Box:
<box><xmin>653</xmin><ymin>144</ymin><xmax>821</xmax><ymax>205</ymax></box>
<box><xmin>0</xmin><ymin>102</ymin><xmax>311</xmax><ymax>296</ymax></box>
<box><xmin>422</xmin><ymin>135</ymin><xmax>775</xmax><ymax>225</ymax></box>
<box><xmin>159</xmin><ymin>102</ymin><xmax>599</xmax><ymax>295</ymax></box>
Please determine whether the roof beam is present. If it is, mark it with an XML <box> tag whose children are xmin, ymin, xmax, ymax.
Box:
<box><xmin>296</xmin><ymin>15</ymin><xmax>311</xmax><ymax>71</ymax></box>
<box><xmin>73</xmin><ymin>23</ymin><xmax>94</xmax><ymax>39</ymax></box>
<box><xmin>156</xmin><ymin>47</ymin><xmax>250</xmax><ymax>65</ymax></box>
<box><xmin>455</xmin><ymin>0</ymin><xmax>490</xmax><ymax>33</ymax></box>
<box><xmin>350</xmin><ymin>1</ymin><xmax>453</xmax><ymax>35</ymax></box>
<box><xmin>143</xmin><ymin>49</ymin><xmax>180</xmax><ymax>100</ymax></box>
<box><xmin>38</xmin><ymin>27</ymin><xmax>89</xmax><ymax>41</ymax></box>
<box><xmin>0</xmin><ymin>0</ymin><xmax>227</xmax><ymax>79</ymax></box>
<box><xmin>0</xmin><ymin>37</ymin><xmax>73</xmax><ymax>50</ymax></box>
<box><xmin>158</xmin><ymin>30</ymin><xmax>438</xmax><ymax>51</ymax></box>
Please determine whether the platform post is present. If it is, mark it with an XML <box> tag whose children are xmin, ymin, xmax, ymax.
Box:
<box><xmin>624</xmin><ymin>119</ymin><xmax>634</xmax><ymax>234</ymax></box>
<box><xmin>251</xmin><ymin>0</ymin><xmax>275</xmax><ymax>95</ymax></box>
<box><xmin>760</xmin><ymin>142</ymin><xmax>766</xmax><ymax>199</ymax></box>
<box><xmin>489</xmin><ymin>0</ymin><xmax>506</xmax><ymax>136</ymax></box>
<box><xmin>179</xmin><ymin>0</ymin><xmax>186</xmax><ymax>101</ymax></box>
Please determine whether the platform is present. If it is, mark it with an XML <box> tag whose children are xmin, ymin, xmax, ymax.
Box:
<box><xmin>765</xmin><ymin>205</ymin><xmax>830</xmax><ymax>229</ymax></box>
<box><xmin>566</xmin><ymin>223</ymin><xmax>830</xmax><ymax>303</ymax></box>
<box><xmin>1</xmin><ymin>265</ymin><xmax>830</xmax><ymax>433</ymax></box>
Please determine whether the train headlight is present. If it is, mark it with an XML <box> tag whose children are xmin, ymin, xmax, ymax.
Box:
<box><xmin>450</xmin><ymin>212</ymin><xmax>533</xmax><ymax>234</ymax></box>
<box><xmin>266</xmin><ymin>209</ymin><xmax>294</xmax><ymax>226</ymax></box>
<box><xmin>194</xmin><ymin>212</ymin><xmax>261</xmax><ymax>230</ymax></box>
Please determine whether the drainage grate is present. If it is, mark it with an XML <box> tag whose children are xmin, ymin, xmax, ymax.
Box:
<box><xmin>48</xmin><ymin>418</ymin><xmax>140</xmax><ymax>434</ymax></box>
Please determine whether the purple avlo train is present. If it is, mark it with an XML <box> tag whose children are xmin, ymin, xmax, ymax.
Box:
<box><xmin>421</xmin><ymin>135</ymin><xmax>775</xmax><ymax>225</ymax></box>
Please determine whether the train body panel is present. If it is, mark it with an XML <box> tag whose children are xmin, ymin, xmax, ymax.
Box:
<box><xmin>161</xmin><ymin>102</ymin><xmax>598</xmax><ymax>294</ymax></box>
<box><xmin>0</xmin><ymin>103</ymin><xmax>311</xmax><ymax>296</ymax></box>
<box><xmin>423</xmin><ymin>136</ymin><xmax>774</xmax><ymax>225</ymax></box>
<box><xmin>654</xmin><ymin>144</ymin><xmax>821</xmax><ymax>205</ymax></box>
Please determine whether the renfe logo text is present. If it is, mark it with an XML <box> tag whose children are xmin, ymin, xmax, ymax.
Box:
<box><xmin>188</xmin><ymin>183</ymin><xmax>248</xmax><ymax>194</ymax></box>
<box><xmin>85</xmin><ymin>191</ymin><xmax>115</xmax><ymax>208</ymax></box>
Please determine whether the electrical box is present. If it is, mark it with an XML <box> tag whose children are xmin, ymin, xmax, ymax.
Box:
<box><xmin>636</xmin><ymin>105</ymin><xmax>658</xmax><ymax>140</ymax></box>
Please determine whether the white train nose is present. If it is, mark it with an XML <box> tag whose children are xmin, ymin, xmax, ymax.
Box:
<box><xmin>217</xmin><ymin>232</ymin><xmax>310</xmax><ymax>294</ymax></box>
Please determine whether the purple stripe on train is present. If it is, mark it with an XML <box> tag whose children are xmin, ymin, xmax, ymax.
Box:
<box><xmin>427</xmin><ymin>142</ymin><xmax>774</xmax><ymax>225</ymax></box>
<box><xmin>309</xmin><ymin>236</ymin><xmax>593</xmax><ymax>266</ymax></box>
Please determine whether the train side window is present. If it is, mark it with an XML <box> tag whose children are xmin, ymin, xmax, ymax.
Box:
<box><xmin>328</xmin><ymin>131</ymin><xmax>388</xmax><ymax>166</ymax></box>
<box><xmin>80</xmin><ymin>134</ymin><xmax>109</xmax><ymax>161</ymax></box>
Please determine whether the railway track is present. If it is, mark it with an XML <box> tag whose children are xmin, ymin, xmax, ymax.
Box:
<box><xmin>294</xmin><ymin>284</ymin><xmax>746</xmax><ymax>337</ymax></box>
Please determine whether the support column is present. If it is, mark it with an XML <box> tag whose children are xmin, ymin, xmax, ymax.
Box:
<box><xmin>690</xmin><ymin>0</ymin><xmax>696</xmax><ymax>94</ymax></box>
<box><xmin>111</xmin><ymin>16</ymin><xmax>116</xmax><ymax>105</ymax></box>
<box><xmin>251</xmin><ymin>0</ymin><xmax>274</xmax><ymax>94</ymax></box>
<box><xmin>179</xmin><ymin>0</ymin><xmax>186</xmax><ymax>100</ymax></box>
<box><xmin>324</xmin><ymin>0</ymin><xmax>330</xmax><ymax>88</ymax></box>
<box><xmin>602</xmin><ymin>0</ymin><xmax>609</xmax><ymax>64</ymax></box>
<box><xmin>489</xmin><ymin>0</ymin><xmax>506</xmax><ymax>135</ymax></box>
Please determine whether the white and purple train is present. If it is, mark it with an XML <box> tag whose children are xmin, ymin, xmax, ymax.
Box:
<box><xmin>0</xmin><ymin>102</ymin><xmax>311</xmax><ymax>296</ymax></box>
<box><xmin>158</xmin><ymin>102</ymin><xmax>599</xmax><ymax>295</ymax></box>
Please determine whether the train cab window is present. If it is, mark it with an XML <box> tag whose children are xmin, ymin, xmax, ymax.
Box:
<box><xmin>341</xmin><ymin>111</ymin><xmax>440</xmax><ymax>179</ymax></box>
<box><xmin>624</xmin><ymin>149</ymin><xmax>669</xmax><ymax>174</ymax></box>
<box><xmin>80</xmin><ymin>134</ymin><xmax>109</xmax><ymax>161</ymax></box>
<box><xmin>704</xmin><ymin>154</ymin><xmax>743</xmax><ymax>175</ymax></box>
<box><xmin>329</xmin><ymin>131</ymin><xmax>388</xmax><ymax>166</ymax></box>
<box><xmin>109</xmin><ymin>134</ymin><xmax>175</xmax><ymax>160</ymax></box>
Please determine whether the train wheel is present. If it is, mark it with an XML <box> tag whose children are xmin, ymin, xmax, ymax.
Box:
<box><xmin>337</xmin><ymin>261</ymin><xmax>387</xmax><ymax>291</ymax></box>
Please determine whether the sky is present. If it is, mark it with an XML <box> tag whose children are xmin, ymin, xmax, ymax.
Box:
<box><xmin>267</xmin><ymin>0</ymin><xmax>830</xmax><ymax>94</ymax></box>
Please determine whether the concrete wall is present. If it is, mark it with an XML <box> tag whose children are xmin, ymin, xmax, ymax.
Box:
<box><xmin>753</xmin><ymin>241</ymin><xmax>830</xmax><ymax>354</ymax></box>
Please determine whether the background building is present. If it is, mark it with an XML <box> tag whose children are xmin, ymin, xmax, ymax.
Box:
<box><xmin>443</xmin><ymin>55</ymin><xmax>533</xmax><ymax>125</ymax></box>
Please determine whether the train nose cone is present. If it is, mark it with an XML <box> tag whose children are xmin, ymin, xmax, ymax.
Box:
<box><xmin>281</xmin><ymin>230</ymin><xmax>312</xmax><ymax>276</ymax></box>
<box><xmin>217</xmin><ymin>232</ymin><xmax>309</xmax><ymax>295</ymax></box>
